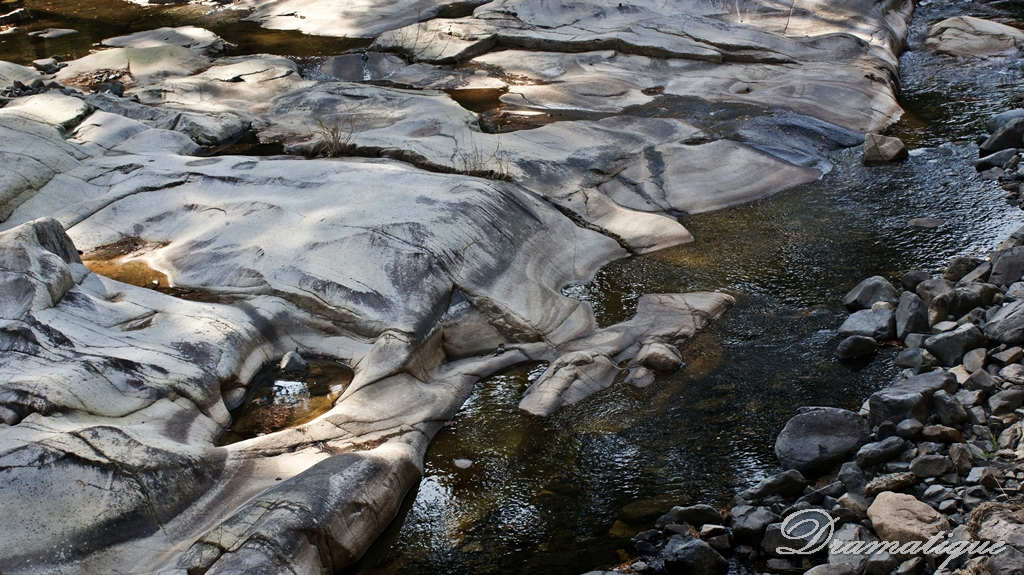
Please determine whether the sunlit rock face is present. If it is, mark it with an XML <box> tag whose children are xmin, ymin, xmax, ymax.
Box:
<box><xmin>0</xmin><ymin>0</ymin><xmax>912</xmax><ymax>570</ymax></box>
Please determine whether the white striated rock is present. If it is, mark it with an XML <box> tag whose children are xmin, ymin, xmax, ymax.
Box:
<box><xmin>923</xmin><ymin>16</ymin><xmax>1024</xmax><ymax>57</ymax></box>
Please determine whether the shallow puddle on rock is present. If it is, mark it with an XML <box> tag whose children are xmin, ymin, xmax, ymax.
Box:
<box><xmin>219</xmin><ymin>358</ymin><xmax>353</xmax><ymax>445</ymax></box>
<box><xmin>0</xmin><ymin>0</ymin><xmax>368</xmax><ymax>65</ymax></box>
<box><xmin>81</xmin><ymin>236</ymin><xmax>170</xmax><ymax>287</ymax></box>
<box><xmin>81</xmin><ymin>237</ymin><xmax>234</xmax><ymax>303</ymax></box>
<box><xmin>444</xmin><ymin>87</ymin><xmax>506</xmax><ymax>113</ymax></box>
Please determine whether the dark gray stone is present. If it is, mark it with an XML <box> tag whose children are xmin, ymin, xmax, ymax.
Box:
<box><xmin>730</xmin><ymin>505</ymin><xmax>779</xmax><ymax>545</ymax></box>
<box><xmin>279</xmin><ymin>351</ymin><xmax>308</xmax><ymax>373</ymax></box>
<box><xmin>963</xmin><ymin>347</ymin><xmax>987</xmax><ymax>373</ymax></box>
<box><xmin>984</xmin><ymin>299</ymin><xmax>1024</xmax><ymax>344</ymax></box>
<box><xmin>662</xmin><ymin>534</ymin><xmax>728</xmax><ymax>575</ymax></box>
<box><xmin>924</xmin><ymin>323</ymin><xmax>986</xmax><ymax>366</ymax></box>
<box><xmin>775</xmin><ymin>407</ymin><xmax>869</xmax><ymax>474</ymax></box>
<box><xmin>932</xmin><ymin>390</ymin><xmax>968</xmax><ymax>426</ymax></box>
<box><xmin>965</xmin><ymin>368</ymin><xmax>998</xmax><ymax>394</ymax></box>
<box><xmin>896</xmin><ymin>291</ymin><xmax>929</xmax><ymax>340</ymax></box>
<box><xmin>893</xmin><ymin>347</ymin><xmax>936</xmax><ymax>369</ymax></box>
<box><xmin>869</xmin><ymin>389</ymin><xmax>928</xmax><ymax>426</ymax></box>
<box><xmin>990</xmin><ymin>346</ymin><xmax>1023</xmax><ymax>366</ymax></box>
<box><xmin>838</xmin><ymin>309</ymin><xmax>895</xmax><ymax>340</ymax></box>
<box><xmin>944</xmin><ymin>256</ymin><xmax>984</xmax><ymax>282</ymax></box>
<box><xmin>989</xmin><ymin>389</ymin><xmax>1024</xmax><ymax>415</ymax></box>
<box><xmin>916</xmin><ymin>278</ymin><xmax>954</xmax><ymax>306</ymax></box>
<box><xmin>896</xmin><ymin>418</ymin><xmax>923</xmax><ymax>439</ymax></box>
<box><xmin>950</xmin><ymin>443</ymin><xmax>973</xmax><ymax>475</ymax></box>
<box><xmin>975</xmin><ymin>148</ymin><xmax>1018</xmax><ymax>170</ymax></box>
<box><xmin>839</xmin><ymin>462</ymin><xmax>867</xmax><ymax>496</ymax></box>
<box><xmin>983</xmin><ymin>540</ymin><xmax>1024</xmax><ymax>575</ymax></box>
<box><xmin>991</xmin><ymin>246</ymin><xmax>1024</xmax><ymax>287</ymax></box>
<box><xmin>987</xmin><ymin>109</ymin><xmax>1024</xmax><ymax>134</ymax></box>
<box><xmin>761</xmin><ymin>520</ymin><xmax>826</xmax><ymax>557</ymax></box>
<box><xmin>662</xmin><ymin>504</ymin><xmax>721</xmax><ymax>527</ymax></box>
<box><xmin>738</xmin><ymin>470</ymin><xmax>807</xmax><ymax>501</ymax></box>
<box><xmin>905</xmin><ymin>333</ymin><xmax>928</xmax><ymax>348</ymax></box>
<box><xmin>979</xmin><ymin>116</ymin><xmax>1024</xmax><ymax>155</ymax></box>
<box><xmin>855</xmin><ymin>436</ymin><xmax>906</xmax><ymax>468</ymax></box>
<box><xmin>908</xmin><ymin>454</ymin><xmax>952</xmax><ymax>477</ymax></box>
<box><xmin>950</xmin><ymin>283</ymin><xmax>1000</xmax><ymax>317</ymax></box>
<box><xmin>890</xmin><ymin>370</ymin><xmax>959</xmax><ymax>395</ymax></box>
<box><xmin>901</xmin><ymin>271</ymin><xmax>931</xmax><ymax>291</ymax></box>
<box><xmin>842</xmin><ymin>276</ymin><xmax>898</xmax><ymax>311</ymax></box>
<box><xmin>957</xmin><ymin>262</ymin><xmax>992</xmax><ymax>286</ymax></box>
<box><xmin>835</xmin><ymin>335</ymin><xmax>877</xmax><ymax>360</ymax></box>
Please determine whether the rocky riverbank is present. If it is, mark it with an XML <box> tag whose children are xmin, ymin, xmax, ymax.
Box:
<box><xmin>582</xmin><ymin>223</ymin><xmax>1024</xmax><ymax>575</ymax></box>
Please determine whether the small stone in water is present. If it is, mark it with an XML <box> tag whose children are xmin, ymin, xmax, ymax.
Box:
<box><xmin>279</xmin><ymin>351</ymin><xmax>309</xmax><ymax>373</ymax></box>
<box><xmin>454</xmin><ymin>458</ymin><xmax>473</xmax><ymax>469</ymax></box>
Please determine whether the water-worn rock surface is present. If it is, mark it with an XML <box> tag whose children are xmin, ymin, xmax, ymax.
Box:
<box><xmin>0</xmin><ymin>0</ymin><xmax>927</xmax><ymax>572</ymax></box>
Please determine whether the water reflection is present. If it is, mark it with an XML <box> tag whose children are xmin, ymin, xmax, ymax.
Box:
<box><xmin>219</xmin><ymin>358</ymin><xmax>353</xmax><ymax>444</ymax></box>
<box><xmin>0</xmin><ymin>0</ymin><xmax>367</xmax><ymax>65</ymax></box>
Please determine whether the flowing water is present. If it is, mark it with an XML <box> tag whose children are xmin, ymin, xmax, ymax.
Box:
<box><xmin>344</xmin><ymin>8</ymin><xmax>1024</xmax><ymax>575</ymax></box>
<box><xmin>6</xmin><ymin>0</ymin><xmax>1024</xmax><ymax>573</ymax></box>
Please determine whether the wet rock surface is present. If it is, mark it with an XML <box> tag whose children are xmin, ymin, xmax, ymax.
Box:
<box><xmin>0</xmin><ymin>0</ymin><xmax>966</xmax><ymax>572</ymax></box>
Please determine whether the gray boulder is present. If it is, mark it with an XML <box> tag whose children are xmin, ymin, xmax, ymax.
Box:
<box><xmin>893</xmin><ymin>347</ymin><xmax>937</xmax><ymax>369</ymax></box>
<box><xmin>842</xmin><ymin>276</ymin><xmax>898</xmax><ymax>311</ymax></box>
<box><xmin>895</xmin><ymin>291</ymin><xmax>929</xmax><ymax>340</ymax></box>
<box><xmin>838</xmin><ymin>309</ymin><xmax>895</xmax><ymax>340</ymax></box>
<box><xmin>775</xmin><ymin>407</ymin><xmax>869</xmax><ymax>474</ymax></box>
<box><xmin>762</xmin><ymin>519</ymin><xmax>828</xmax><ymax>557</ymax></box>
<box><xmin>984</xmin><ymin>299</ymin><xmax>1024</xmax><ymax>344</ymax></box>
<box><xmin>915</xmin><ymin>277</ymin><xmax>954</xmax><ymax>306</ymax></box>
<box><xmin>963</xmin><ymin>347</ymin><xmax>987</xmax><ymax>372</ymax></box>
<box><xmin>989</xmin><ymin>389</ymin><xmax>1024</xmax><ymax>415</ymax></box>
<box><xmin>855</xmin><ymin>436</ymin><xmax>907</xmax><ymax>468</ymax></box>
<box><xmin>863</xmin><ymin>133</ymin><xmax>908</xmax><ymax>164</ymax></box>
<box><xmin>909</xmin><ymin>454</ymin><xmax>953</xmax><ymax>477</ymax></box>
<box><xmin>924</xmin><ymin>323</ymin><xmax>986</xmax><ymax>366</ymax></box>
<box><xmin>944</xmin><ymin>256</ymin><xmax>984</xmax><ymax>281</ymax></box>
<box><xmin>661</xmin><ymin>504</ymin><xmax>722</xmax><ymax>527</ymax></box>
<box><xmin>932</xmin><ymin>390</ymin><xmax>968</xmax><ymax>426</ymax></box>
<box><xmin>988</xmin><ymin>109</ymin><xmax>1024</xmax><ymax>133</ymax></box>
<box><xmin>965</xmin><ymin>368</ymin><xmax>998</xmax><ymax>394</ymax></box>
<box><xmin>980</xmin><ymin>116</ymin><xmax>1024</xmax><ymax>155</ymax></box>
<box><xmin>950</xmin><ymin>283</ymin><xmax>1000</xmax><ymax>317</ymax></box>
<box><xmin>662</xmin><ymin>534</ymin><xmax>728</xmax><ymax>575</ymax></box>
<box><xmin>730</xmin><ymin>505</ymin><xmax>780</xmax><ymax>545</ymax></box>
<box><xmin>738</xmin><ymin>470</ymin><xmax>808</xmax><ymax>501</ymax></box>
<box><xmin>901</xmin><ymin>270</ymin><xmax>931</xmax><ymax>291</ymax></box>
<box><xmin>869</xmin><ymin>389</ymin><xmax>928</xmax><ymax>425</ymax></box>
<box><xmin>974</xmin><ymin>148</ymin><xmax>1018</xmax><ymax>171</ymax></box>
<box><xmin>835</xmin><ymin>335</ymin><xmax>878</xmax><ymax>359</ymax></box>
<box><xmin>991</xmin><ymin>246</ymin><xmax>1024</xmax><ymax>286</ymax></box>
